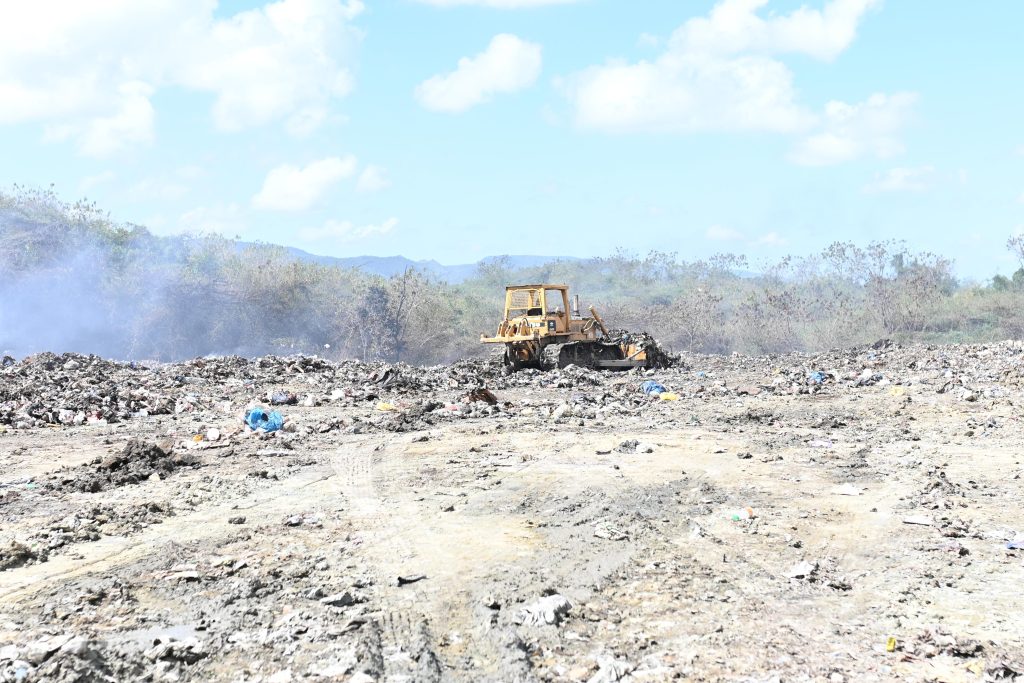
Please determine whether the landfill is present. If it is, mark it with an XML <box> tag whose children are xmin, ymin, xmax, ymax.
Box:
<box><xmin>1</xmin><ymin>340</ymin><xmax>1023</xmax><ymax>681</ymax></box>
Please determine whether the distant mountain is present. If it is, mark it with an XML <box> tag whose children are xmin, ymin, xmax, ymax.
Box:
<box><xmin>276</xmin><ymin>248</ymin><xmax>583</xmax><ymax>283</ymax></box>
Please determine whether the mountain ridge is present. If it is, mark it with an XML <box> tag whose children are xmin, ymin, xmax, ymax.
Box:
<box><xmin>261</xmin><ymin>246</ymin><xmax>585</xmax><ymax>283</ymax></box>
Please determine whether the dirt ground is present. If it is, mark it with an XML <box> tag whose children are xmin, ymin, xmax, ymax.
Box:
<box><xmin>1</xmin><ymin>346</ymin><xmax>1023</xmax><ymax>682</ymax></box>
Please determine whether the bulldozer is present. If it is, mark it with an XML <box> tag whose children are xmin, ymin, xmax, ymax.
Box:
<box><xmin>481</xmin><ymin>284</ymin><xmax>671</xmax><ymax>371</ymax></box>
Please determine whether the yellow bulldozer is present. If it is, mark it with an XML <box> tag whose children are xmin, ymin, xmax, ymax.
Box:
<box><xmin>481</xmin><ymin>284</ymin><xmax>671</xmax><ymax>371</ymax></box>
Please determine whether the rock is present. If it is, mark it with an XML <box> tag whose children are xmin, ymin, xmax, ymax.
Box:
<box><xmin>0</xmin><ymin>540</ymin><xmax>41</xmax><ymax>571</ymax></box>
<box><xmin>23</xmin><ymin>634</ymin><xmax>74</xmax><ymax>664</ymax></box>
<box><xmin>144</xmin><ymin>637</ymin><xmax>207</xmax><ymax>664</ymax></box>
<box><xmin>319</xmin><ymin>591</ymin><xmax>360</xmax><ymax>607</ymax></box>
<box><xmin>515</xmin><ymin>594</ymin><xmax>572</xmax><ymax>626</ymax></box>
<box><xmin>588</xmin><ymin>657</ymin><xmax>634</xmax><ymax>683</ymax></box>
<box><xmin>594</xmin><ymin>521</ymin><xmax>627</xmax><ymax>541</ymax></box>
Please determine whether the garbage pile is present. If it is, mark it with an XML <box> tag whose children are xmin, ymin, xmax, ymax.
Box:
<box><xmin>604</xmin><ymin>329</ymin><xmax>678</xmax><ymax>369</ymax></box>
<box><xmin>4</xmin><ymin>340</ymin><xmax>1024</xmax><ymax>433</ymax></box>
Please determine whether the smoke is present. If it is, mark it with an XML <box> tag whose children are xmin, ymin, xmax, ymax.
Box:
<box><xmin>0</xmin><ymin>212</ymin><xmax>170</xmax><ymax>359</ymax></box>
<box><xmin>0</xmin><ymin>188</ymin><xmax>378</xmax><ymax>362</ymax></box>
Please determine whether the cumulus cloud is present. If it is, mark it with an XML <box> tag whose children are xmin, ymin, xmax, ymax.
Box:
<box><xmin>0</xmin><ymin>0</ymin><xmax>364</xmax><ymax>154</ymax></box>
<box><xmin>670</xmin><ymin>0</ymin><xmax>880</xmax><ymax>62</ymax></box>
<box><xmin>414</xmin><ymin>0</ymin><xmax>581</xmax><ymax>6</ymax></box>
<box><xmin>790</xmin><ymin>92</ymin><xmax>917</xmax><ymax>166</ymax></box>
<box><xmin>564</xmin><ymin>0</ymin><xmax>878</xmax><ymax>135</ymax></box>
<box><xmin>299</xmin><ymin>217</ymin><xmax>398</xmax><ymax>241</ymax></box>
<box><xmin>415</xmin><ymin>34</ymin><xmax>542</xmax><ymax>112</ymax></box>
<box><xmin>174</xmin><ymin>0</ymin><xmax>362</xmax><ymax>132</ymax></box>
<box><xmin>41</xmin><ymin>82</ymin><xmax>155</xmax><ymax>157</ymax></box>
<box><xmin>863</xmin><ymin>165</ymin><xmax>935</xmax><ymax>193</ymax></box>
<box><xmin>356</xmin><ymin>165</ymin><xmax>391</xmax><ymax>193</ymax></box>
<box><xmin>706</xmin><ymin>225</ymin><xmax>744</xmax><ymax>241</ymax></box>
<box><xmin>566</xmin><ymin>54</ymin><xmax>813</xmax><ymax>133</ymax></box>
<box><xmin>252</xmin><ymin>156</ymin><xmax>358</xmax><ymax>211</ymax></box>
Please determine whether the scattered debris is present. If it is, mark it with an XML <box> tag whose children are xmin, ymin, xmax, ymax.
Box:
<box><xmin>902</xmin><ymin>515</ymin><xmax>934</xmax><ymax>526</ymax></box>
<box><xmin>515</xmin><ymin>594</ymin><xmax>573</xmax><ymax>627</ymax></box>
<box><xmin>396</xmin><ymin>574</ymin><xmax>427</xmax><ymax>587</ymax></box>
<box><xmin>594</xmin><ymin>521</ymin><xmax>627</xmax><ymax>541</ymax></box>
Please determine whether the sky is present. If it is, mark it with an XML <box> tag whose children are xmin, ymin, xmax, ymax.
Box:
<box><xmin>1</xmin><ymin>0</ymin><xmax>1022</xmax><ymax>280</ymax></box>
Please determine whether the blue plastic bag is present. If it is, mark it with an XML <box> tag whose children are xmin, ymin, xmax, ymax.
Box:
<box><xmin>640</xmin><ymin>380</ymin><xmax>666</xmax><ymax>396</ymax></box>
<box><xmin>808</xmin><ymin>371</ymin><xmax>828</xmax><ymax>385</ymax></box>
<box><xmin>245</xmin><ymin>406</ymin><xmax>284</xmax><ymax>432</ymax></box>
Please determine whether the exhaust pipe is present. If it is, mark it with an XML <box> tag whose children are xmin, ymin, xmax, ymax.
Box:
<box><xmin>572</xmin><ymin>294</ymin><xmax>581</xmax><ymax>318</ymax></box>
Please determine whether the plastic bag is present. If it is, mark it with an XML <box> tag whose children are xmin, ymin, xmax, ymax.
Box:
<box><xmin>244</xmin><ymin>406</ymin><xmax>284</xmax><ymax>432</ymax></box>
<box><xmin>640</xmin><ymin>380</ymin><xmax>666</xmax><ymax>396</ymax></box>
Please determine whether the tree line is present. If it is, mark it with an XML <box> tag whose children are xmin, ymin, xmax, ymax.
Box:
<box><xmin>3</xmin><ymin>186</ymin><xmax>1023</xmax><ymax>364</ymax></box>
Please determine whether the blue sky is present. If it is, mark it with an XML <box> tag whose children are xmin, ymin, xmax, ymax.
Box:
<box><xmin>1</xmin><ymin>0</ymin><xmax>1021</xmax><ymax>279</ymax></box>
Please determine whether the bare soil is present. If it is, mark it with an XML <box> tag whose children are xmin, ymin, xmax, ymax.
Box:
<box><xmin>1</xmin><ymin>346</ymin><xmax>1023</xmax><ymax>682</ymax></box>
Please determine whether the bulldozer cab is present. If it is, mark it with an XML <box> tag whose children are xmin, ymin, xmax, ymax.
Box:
<box><xmin>504</xmin><ymin>285</ymin><xmax>570</xmax><ymax>334</ymax></box>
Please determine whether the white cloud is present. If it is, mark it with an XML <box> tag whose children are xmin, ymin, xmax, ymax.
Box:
<box><xmin>414</xmin><ymin>0</ymin><xmax>581</xmax><ymax>6</ymax></box>
<box><xmin>42</xmin><ymin>82</ymin><xmax>155</xmax><ymax>157</ymax></box>
<box><xmin>356</xmin><ymin>165</ymin><xmax>391</xmax><ymax>193</ymax></box>
<box><xmin>863</xmin><ymin>165</ymin><xmax>934</xmax><ymax>193</ymax></box>
<box><xmin>299</xmin><ymin>217</ymin><xmax>398</xmax><ymax>241</ymax></box>
<box><xmin>0</xmin><ymin>0</ymin><xmax>364</xmax><ymax>153</ymax></box>
<box><xmin>566</xmin><ymin>54</ymin><xmax>814</xmax><ymax>133</ymax></box>
<box><xmin>178</xmin><ymin>203</ymin><xmax>245</xmax><ymax>236</ymax></box>
<box><xmin>175</xmin><ymin>0</ymin><xmax>363</xmax><ymax>133</ymax></box>
<box><xmin>790</xmin><ymin>92</ymin><xmax>917</xmax><ymax>166</ymax></box>
<box><xmin>564</xmin><ymin>0</ymin><xmax>878</xmax><ymax>134</ymax></box>
<box><xmin>670</xmin><ymin>0</ymin><xmax>880</xmax><ymax>62</ymax></box>
<box><xmin>753</xmin><ymin>231</ymin><xmax>786</xmax><ymax>246</ymax></box>
<box><xmin>1015</xmin><ymin>145</ymin><xmax>1024</xmax><ymax>157</ymax></box>
<box><xmin>706</xmin><ymin>225</ymin><xmax>744</xmax><ymax>241</ymax></box>
<box><xmin>285</xmin><ymin>107</ymin><xmax>330</xmax><ymax>138</ymax></box>
<box><xmin>415</xmin><ymin>34</ymin><xmax>542</xmax><ymax>113</ymax></box>
<box><xmin>252</xmin><ymin>156</ymin><xmax>358</xmax><ymax>211</ymax></box>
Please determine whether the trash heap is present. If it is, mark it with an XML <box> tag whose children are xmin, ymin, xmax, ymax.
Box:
<box><xmin>3</xmin><ymin>339</ymin><xmax>1024</xmax><ymax>432</ymax></box>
